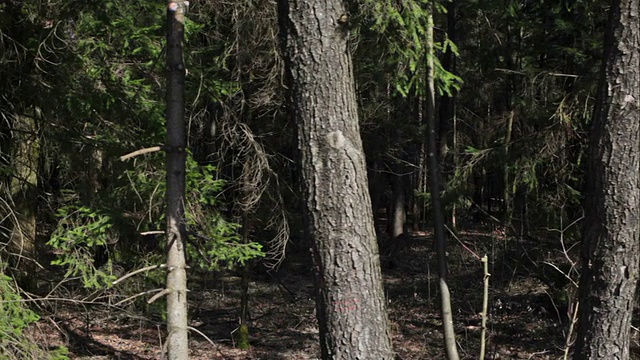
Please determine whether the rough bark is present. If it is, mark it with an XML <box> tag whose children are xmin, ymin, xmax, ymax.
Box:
<box><xmin>574</xmin><ymin>0</ymin><xmax>640</xmax><ymax>358</ymax></box>
<box><xmin>165</xmin><ymin>1</ymin><xmax>189</xmax><ymax>359</ymax></box>
<box><xmin>278</xmin><ymin>0</ymin><xmax>394</xmax><ymax>358</ymax></box>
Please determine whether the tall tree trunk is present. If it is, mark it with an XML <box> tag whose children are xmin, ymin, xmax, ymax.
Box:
<box><xmin>278</xmin><ymin>1</ymin><xmax>394</xmax><ymax>358</ymax></box>
<box><xmin>413</xmin><ymin>95</ymin><xmax>426</xmax><ymax>231</ymax></box>
<box><xmin>165</xmin><ymin>2</ymin><xmax>189</xmax><ymax>359</ymax></box>
<box><xmin>437</xmin><ymin>0</ymin><xmax>456</xmax><ymax>164</ymax></box>
<box><xmin>425</xmin><ymin>5</ymin><xmax>459</xmax><ymax>360</ymax></box>
<box><xmin>438</xmin><ymin>0</ymin><xmax>457</xmax><ymax>229</ymax></box>
<box><xmin>574</xmin><ymin>0</ymin><xmax>640</xmax><ymax>358</ymax></box>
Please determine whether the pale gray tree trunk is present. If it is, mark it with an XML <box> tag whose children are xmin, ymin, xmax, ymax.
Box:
<box><xmin>574</xmin><ymin>0</ymin><xmax>640</xmax><ymax>358</ymax></box>
<box><xmin>165</xmin><ymin>1</ymin><xmax>189</xmax><ymax>359</ymax></box>
<box><xmin>278</xmin><ymin>0</ymin><xmax>394</xmax><ymax>358</ymax></box>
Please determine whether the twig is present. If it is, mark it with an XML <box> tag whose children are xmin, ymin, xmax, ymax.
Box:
<box><xmin>147</xmin><ymin>289</ymin><xmax>170</xmax><ymax>304</ymax></box>
<box><xmin>495</xmin><ymin>68</ymin><xmax>525</xmax><ymax>75</ymax></box>
<box><xmin>114</xmin><ymin>289</ymin><xmax>164</xmax><ymax>306</ymax></box>
<box><xmin>528</xmin><ymin>350</ymin><xmax>550</xmax><ymax>359</ymax></box>
<box><xmin>189</xmin><ymin>326</ymin><xmax>227</xmax><ymax>358</ymax></box>
<box><xmin>140</xmin><ymin>230</ymin><xmax>165</xmax><ymax>236</ymax></box>
<box><xmin>188</xmin><ymin>326</ymin><xmax>216</xmax><ymax>346</ymax></box>
<box><xmin>445</xmin><ymin>224</ymin><xmax>481</xmax><ymax>260</ymax></box>
<box><xmin>112</xmin><ymin>264</ymin><xmax>167</xmax><ymax>285</ymax></box>
<box><xmin>541</xmin><ymin>261</ymin><xmax>579</xmax><ymax>288</ymax></box>
<box><xmin>479</xmin><ymin>255</ymin><xmax>490</xmax><ymax>360</ymax></box>
<box><xmin>544</xmin><ymin>290</ymin><xmax>563</xmax><ymax>324</ymax></box>
<box><xmin>563</xmin><ymin>301</ymin><xmax>579</xmax><ymax>360</ymax></box>
<box><xmin>547</xmin><ymin>72</ymin><xmax>579</xmax><ymax>78</ymax></box>
<box><xmin>157</xmin><ymin>325</ymin><xmax>164</xmax><ymax>359</ymax></box>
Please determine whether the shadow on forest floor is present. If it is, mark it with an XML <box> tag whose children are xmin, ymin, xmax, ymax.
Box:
<box><xmin>29</xmin><ymin>225</ymin><xmax>639</xmax><ymax>359</ymax></box>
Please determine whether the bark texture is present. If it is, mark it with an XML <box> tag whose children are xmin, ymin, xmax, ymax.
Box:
<box><xmin>165</xmin><ymin>1</ymin><xmax>189</xmax><ymax>359</ymax></box>
<box><xmin>574</xmin><ymin>0</ymin><xmax>640</xmax><ymax>358</ymax></box>
<box><xmin>279</xmin><ymin>1</ymin><xmax>394</xmax><ymax>358</ymax></box>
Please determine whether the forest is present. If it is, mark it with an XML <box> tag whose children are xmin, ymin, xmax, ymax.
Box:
<box><xmin>0</xmin><ymin>0</ymin><xmax>638</xmax><ymax>359</ymax></box>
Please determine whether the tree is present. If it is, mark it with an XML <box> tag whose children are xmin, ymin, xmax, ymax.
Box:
<box><xmin>424</xmin><ymin>3</ymin><xmax>459</xmax><ymax>359</ymax></box>
<box><xmin>0</xmin><ymin>0</ymin><xmax>43</xmax><ymax>292</ymax></box>
<box><xmin>574</xmin><ymin>0</ymin><xmax>640</xmax><ymax>357</ymax></box>
<box><xmin>278</xmin><ymin>0</ymin><xmax>394</xmax><ymax>358</ymax></box>
<box><xmin>164</xmin><ymin>1</ymin><xmax>189</xmax><ymax>359</ymax></box>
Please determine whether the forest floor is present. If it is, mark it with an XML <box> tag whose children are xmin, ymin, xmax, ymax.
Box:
<box><xmin>27</xmin><ymin>225</ymin><xmax>640</xmax><ymax>359</ymax></box>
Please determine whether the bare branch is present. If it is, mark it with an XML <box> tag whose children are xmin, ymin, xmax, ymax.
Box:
<box><xmin>113</xmin><ymin>264</ymin><xmax>167</xmax><ymax>285</ymax></box>
<box><xmin>187</xmin><ymin>326</ymin><xmax>216</xmax><ymax>347</ymax></box>
<box><xmin>140</xmin><ymin>230</ymin><xmax>165</xmax><ymax>236</ymax></box>
<box><xmin>542</xmin><ymin>261</ymin><xmax>579</xmax><ymax>288</ymax></box>
<box><xmin>115</xmin><ymin>289</ymin><xmax>164</xmax><ymax>306</ymax></box>
<box><xmin>147</xmin><ymin>288</ymin><xmax>171</xmax><ymax>304</ymax></box>
<box><xmin>120</xmin><ymin>146</ymin><xmax>163</xmax><ymax>161</ymax></box>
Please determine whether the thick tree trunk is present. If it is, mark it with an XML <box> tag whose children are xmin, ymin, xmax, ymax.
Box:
<box><xmin>279</xmin><ymin>1</ymin><xmax>394</xmax><ymax>358</ymax></box>
<box><xmin>165</xmin><ymin>2</ymin><xmax>189</xmax><ymax>359</ymax></box>
<box><xmin>574</xmin><ymin>0</ymin><xmax>640</xmax><ymax>358</ymax></box>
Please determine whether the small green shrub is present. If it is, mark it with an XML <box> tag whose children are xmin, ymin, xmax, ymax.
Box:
<box><xmin>0</xmin><ymin>270</ymin><xmax>69</xmax><ymax>359</ymax></box>
<box><xmin>47</xmin><ymin>206</ymin><xmax>117</xmax><ymax>289</ymax></box>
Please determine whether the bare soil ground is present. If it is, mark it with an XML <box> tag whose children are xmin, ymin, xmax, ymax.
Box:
<box><xmin>27</xmin><ymin>227</ymin><xmax>640</xmax><ymax>359</ymax></box>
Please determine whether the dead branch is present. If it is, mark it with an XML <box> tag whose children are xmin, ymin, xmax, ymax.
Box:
<box><xmin>113</xmin><ymin>264</ymin><xmax>167</xmax><ymax>285</ymax></box>
<box><xmin>115</xmin><ymin>289</ymin><xmax>164</xmax><ymax>306</ymax></box>
<box><xmin>120</xmin><ymin>146</ymin><xmax>163</xmax><ymax>161</ymax></box>
<box><xmin>147</xmin><ymin>288</ymin><xmax>170</xmax><ymax>304</ymax></box>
